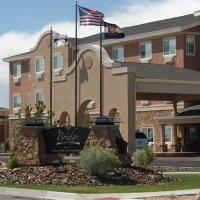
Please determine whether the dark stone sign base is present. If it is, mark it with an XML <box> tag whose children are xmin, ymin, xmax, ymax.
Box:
<box><xmin>15</xmin><ymin>125</ymin><xmax>132</xmax><ymax>166</ymax></box>
<box><xmin>15</xmin><ymin>126</ymin><xmax>58</xmax><ymax>166</ymax></box>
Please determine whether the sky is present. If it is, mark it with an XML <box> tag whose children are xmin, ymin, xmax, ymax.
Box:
<box><xmin>0</xmin><ymin>0</ymin><xmax>199</xmax><ymax>108</ymax></box>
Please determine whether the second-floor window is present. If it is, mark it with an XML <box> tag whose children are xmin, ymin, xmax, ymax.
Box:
<box><xmin>35</xmin><ymin>57</ymin><xmax>44</xmax><ymax>73</ymax></box>
<box><xmin>13</xmin><ymin>94</ymin><xmax>21</xmax><ymax>108</ymax></box>
<box><xmin>36</xmin><ymin>90</ymin><xmax>45</xmax><ymax>103</ymax></box>
<box><xmin>163</xmin><ymin>37</ymin><xmax>176</xmax><ymax>56</ymax></box>
<box><xmin>53</xmin><ymin>54</ymin><xmax>63</xmax><ymax>70</ymax></box>
<box><xmin>140</xmin><ymin>127</ymin><xmax>154</xmax><ymax>142</ymax></box>
<box><xmin>112</xmin><ymin>46</ymin><xmax>124</xmax><ymax>62</ymax></box>
<box><xmin>186</xmin><ymin>35</ymin><xmax>195</xmax><ymax>55</ymax></box>
<box><xmin>13</xmin><ymin>63</ymin><xmax>21</xmax><ymax>78</ymax></box>
<box><xmin>140</xmin><ymin>42</ymin><xmax>152</xmax><ymax>59</ymax></box>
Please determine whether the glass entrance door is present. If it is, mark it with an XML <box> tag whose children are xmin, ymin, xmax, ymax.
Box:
<box><xmin>185</xmin><ymin>125</ymin><xmax>200</xmax><ymax>152</ymax></box>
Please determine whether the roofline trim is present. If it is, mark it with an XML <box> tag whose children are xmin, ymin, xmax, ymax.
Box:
<box><xmin>3</xmin><ymin>53</ymin><xmax>31</xmax><ymax>62</ymax></box>
<box><xmin>136</xmin><ymin>78</ymin><xmax>200</xmax><ymax>84</ymax></box>
<box><xmin>64</xmin><ymin>44</ymin><xmax>120</xmax><ymax>75</ymax></box>
<box><xmin>77</xmin><ymin>27</ymin><xmax>181</xmax><ymax>47</ymax></box>
<box><xmin>181</xmin><ymin>21</ymin><xmax>200</xmax><ymax>31</ymax></box>
<box><xmin>30</xmin><ymin>30</ymin><xmax>50</xmax><ymax>52</ymax></box>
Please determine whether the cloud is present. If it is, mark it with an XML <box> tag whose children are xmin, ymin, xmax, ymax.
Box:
<box><xmin>0</xmin><ymin>0</ymin><xmax>199</xmax><ymax>108</ymax></box>
<box><xmin>106</xmin><ymin>0</ymin><xmax>199</xmax><ymax>27</ymax></box>
<box><xmin>0</xmin><ymin>21</ymin><xmax>99</xmax><ymax>108</ymax></box>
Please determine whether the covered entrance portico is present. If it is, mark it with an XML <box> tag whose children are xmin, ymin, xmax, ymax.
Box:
<box><xmin>136</xmin><ymin>77</ymin><xmax>200</xmax><ymax>153</ymax></box>
<box><xmin>157</xmin><ymin>108</ymin><xmax>200</xmax><ymax>153</ymax></box>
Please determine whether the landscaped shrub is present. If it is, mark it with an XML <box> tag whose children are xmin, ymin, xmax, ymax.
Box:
<box><xmin>7</xmin><ymin>152</ymin><xmax>19</xmax><ymax>169</ymax></box>
<box><xmin>80</xmin><ymin>146</ymin><xmax>121</xmax><ymax>176</ymax></box>
<box><xmin>132</xmin><ymin>148</ymin><xmax>155</xmax><ymax>168</ymax></box>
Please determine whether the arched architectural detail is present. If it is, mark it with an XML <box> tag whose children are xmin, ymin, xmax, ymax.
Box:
<box><xmin>108</xmin><ymin>108</ymin><xmax>119</xmax><ymax>118</ymax></box>
<box><xmin>108</xmin><ymin>108</ymin><xmax>121</xmax><ymax>126</ymax></box>
<box><xmin>77</xmin><ymin>100</ymin><xmax>93</xmax><ymax>127</ymax></box>
<box><xmin>59</xmin><ymin>111</ymin><xmax>70</xmax><ymax>127</ymax></box>
<box><xmin>30</xmin><ymin>30</ymin><xmax>49</xmax><ymax>52</ymax></box>
<box><xmin>64</xmin><ymin>44</ymin><xmax>121</xmax><ymax>76</ymax></box>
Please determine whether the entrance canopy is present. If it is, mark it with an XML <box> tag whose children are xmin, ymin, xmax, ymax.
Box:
<box><xmin>127</xmin><ymin>62</ymin><xmax>200</xmax><ymax>102</ymax></box>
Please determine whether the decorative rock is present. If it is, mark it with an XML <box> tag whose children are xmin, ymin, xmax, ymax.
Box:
<box><xmin>14</xmin><ymin>126</ymin><xmax>59</xmax><ymax>166</ymax></box>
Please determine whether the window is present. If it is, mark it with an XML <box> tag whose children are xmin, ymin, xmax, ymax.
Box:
<box><xmin>165</xmin><ymin>125</ymin><xmax>172</xmax><ymax>142</ymax></box>
<box><xmin>140</xmin><ymin>42</ymin><xmax>152</xmax><ymax>59</ymax></box>
<box><xmin>112</xmin><ymin>46</ymin><xmax>124</xmax><ymax>62</ymax></box>
<box><xmin>13</xmin><ymin>63</ymin><xmax>21</xmax><ymax>78</ymax></box>
<box><xmin>13</xmin><ymin>94</ymin><xmax>21</xmax><ymax>108</ymax></box>
<box><xmin>36</xmin><ymin>90</ymin><xmax>45</xmax><ymax>103</ymax></box>
<box><xmin>163</xmin><ymin>38</ymin><xmax>176</xmax><ymax>56</ymax></box>
<box><xmin>53</xmin><ymin>54</ymin><xmax>63</xmax><ymax>70</ymax></box>
<box><xmin>140</xmin><ymin>127</ymin><xmax>154</xmax><ymax>142</ymax></box>
<box><xmin>186</xmin><ymin>35</ymin><xmax>195</xmax><ymax>55</ymax></box>
<box><xmin>35</xmin><ymin>57</ymin><xmax>44</xmax><ymax>73</ymax></box>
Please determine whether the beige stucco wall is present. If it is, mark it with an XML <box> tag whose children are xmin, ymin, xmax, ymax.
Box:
<box><xmin>52</xmin><ymin>45</ymin><xmax>136</xmax><ymax>153</ymax></box>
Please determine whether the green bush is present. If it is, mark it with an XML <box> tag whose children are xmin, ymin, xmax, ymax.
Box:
<box><xmin>132</xmin><ymin>148</ymin><xmax>155</xmax><ymax>168</ymax></box>
<box><xmin>80</xmin><ymin>146</ymin><xmax>121</xmax><ymax>176</ymax></box>
<box><xmin>7</xmin><ymin>152</ymin><xmax>19</xmax><ymax>169</ymax></box>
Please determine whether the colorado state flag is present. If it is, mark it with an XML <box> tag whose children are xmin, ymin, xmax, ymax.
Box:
<box><xmin>103</xmin><ymin>21</ymin><xmax>125</xmax><ymax>39</ymax></box>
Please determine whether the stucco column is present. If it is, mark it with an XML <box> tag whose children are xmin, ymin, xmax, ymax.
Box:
<box><xmin>110</xmin><ymin>66</ymin><xmax>136</xmax><ymax>155</ymax></box>
<box><xmin>127</xmin><ymin>69</ymin><xmax>136</xmax><ymax>155</ymax></box>
<box><xmin>171</xmin><ymin>124</ymin><xmax>178</xmax><ymax>152</ymax></box>
<box><xmin>159</xmin><ymin>124</ymin><xmax>167</xmax><ymax>152</ymax></box>
<box><xmin>172</xmin><ymin>124</ymin><xmax>177</xmax><ymax>144</ymax></box>
<box><xmin>160</xmin><ymin>125</ymin><xmax>165</xmax><ymax>145</ymax></box>
<box><xmin>4</xmin><ymin>113</ymin><xmax>8</xmax><ymax>152</ymax></box>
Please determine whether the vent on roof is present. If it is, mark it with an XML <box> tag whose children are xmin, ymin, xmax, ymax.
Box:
<box><xmin>194</xmin><ymin>10</ymin><xmax>200</xmax><ymax>17</ymax></box>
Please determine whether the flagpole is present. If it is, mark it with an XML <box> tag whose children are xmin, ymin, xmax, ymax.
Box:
<box><xmin>75</xmin><ymin>1</ymin><xmax>78</xmax><ymax>126</ymax></box>
<box><xmin>99</xmin><ymin>21</ymin><xmax>103</xmax><ymax>117</ymax></box>
<box><xmin>50</xmin><ymin>27</ymin><xmax>53</xmax><ymax>126</ymax></box>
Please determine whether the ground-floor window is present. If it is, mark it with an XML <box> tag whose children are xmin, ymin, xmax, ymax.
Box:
<box><xmin>164</xmin><ymin>125</ymin><xmax>172</xmax><ymax>142</ymax></box>
<box><xmin>140</xmin><ymin>127</ymin><xmax>154</xmax><ymax>142</ymax></box>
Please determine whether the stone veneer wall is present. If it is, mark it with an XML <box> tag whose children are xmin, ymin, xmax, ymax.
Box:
<box><xmin>136</xmin><ymin>110</ymin><xmax>183</xmax><ymax>152</ymax></box>
<box><xmin>14</xmin><ymin>126</ymin><xmax>58</xmax><ymax>166</ymax></box>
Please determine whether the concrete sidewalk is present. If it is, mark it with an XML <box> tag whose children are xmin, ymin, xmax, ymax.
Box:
<box><xmin>0</xmin><ymin>187</ymin><xmax>199</xmax><ymax>200</ymax></box>
<box><xmin>82</xmin><ymin>189</ymin><xmax>200</xmax><ymax>199</ymax></box>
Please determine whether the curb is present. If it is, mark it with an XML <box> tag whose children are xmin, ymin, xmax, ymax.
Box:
<box><xmin>0</xmin><ymin>187</ymin><xmax>84</xmax><ymax>200</ymax></box>
<box><xmin>82</xmin><ymin>189</ymin><xmax>200</xmax><ymax>200</ymax></box>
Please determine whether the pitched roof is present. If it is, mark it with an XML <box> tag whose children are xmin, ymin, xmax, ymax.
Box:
<box><xmin>176</xmin><ymin>104</ymin><xmax>200</xmax><ymax>116</ymax></box>
<box><xmin>121</xmin><ymin>62</ymin><xmax>200</xmax><ymax>81</ymax></box>
<box><xmin>123</xmin><ymin>13</ymin><xmax>200</xmax><ymax>36</ymax></box>
<box><xmin>76</xmin><ymin>12</ymin><xmax>200</xmax><ymax>45</ymax></box>
<box><xmin>3</xmin><ymin>52</ymin><xmax>30</xmax><ymax>62</ymax></box>
<box><xmin>3</xmin><ymin>12</ymin><xmax>200</xmax><ymax>61</ymax></box>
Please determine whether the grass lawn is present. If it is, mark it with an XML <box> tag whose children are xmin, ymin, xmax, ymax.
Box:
<box><xmin>0</xmin><ymin>174</ymin><xmax>199</xmax><ymax>194</ymax></box>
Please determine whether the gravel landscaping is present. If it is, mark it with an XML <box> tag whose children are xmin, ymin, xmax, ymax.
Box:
<box><xmin>0</xmin><ymin>161</ymin><xmax>175</xmax><ymax>186</ymax></box>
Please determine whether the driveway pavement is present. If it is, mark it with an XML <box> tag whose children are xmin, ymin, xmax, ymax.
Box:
<box><xmin>150</xmin><ymin>155</ymin><xmax>200</xmax><ymax>167</ymax></box>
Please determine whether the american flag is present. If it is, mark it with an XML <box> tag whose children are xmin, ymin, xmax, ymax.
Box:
<box><xmin>78</xmin><ymin>6</ymin><xmax>104</xmax><ymax>26</ymax></box>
